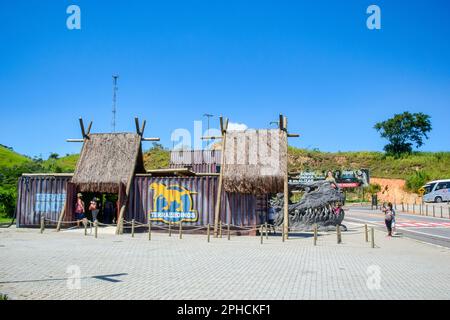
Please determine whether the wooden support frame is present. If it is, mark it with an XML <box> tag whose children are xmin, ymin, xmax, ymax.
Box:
<box><xmin>67</xmin><ymin>117</ymin><xmax>93</xmax><ymax>142</ymax></box>
<box><xmin>279</xmin><ymin>114</ymin><xmax>299</xmax><ymax>241</ymax></box>
<box><xmin>213</xmin><ymin>116</ymin><xmax>228</xmax><ymax>238</ymax></box>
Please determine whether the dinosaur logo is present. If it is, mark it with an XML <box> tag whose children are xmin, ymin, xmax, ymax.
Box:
<box><xmin>149</xmin><ymin>183</ymin><xmax>197</xmax><ymax>223</ymax></box>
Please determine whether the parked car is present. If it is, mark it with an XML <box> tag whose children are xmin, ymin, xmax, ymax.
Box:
<box><xmin>421</xmin><ymin>179</ymin><xmax>450</xmax><ymax>203</ymax></box>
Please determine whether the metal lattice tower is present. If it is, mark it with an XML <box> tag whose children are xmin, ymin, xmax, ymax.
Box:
<box><xmin>112</xmin><ymin>75</ymin><xmax>119</xmax><ymax>132</ymax></box>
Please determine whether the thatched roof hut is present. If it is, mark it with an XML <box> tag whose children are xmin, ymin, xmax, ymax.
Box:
<box><xmin>222</xmin><ymin>129</ymin><xmax>287</xmax><ymax>195</ymax></box>
<box><xmin>71</xmin><ymin>133</ymin><xmax>145</xmax><ymax>193</ymax></box>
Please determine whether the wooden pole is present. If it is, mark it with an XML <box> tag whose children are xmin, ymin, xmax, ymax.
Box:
<box><xmin>265</xmin><ymin>222</ymin><xmax>268</xmax><ymax>240</ymax></box>
<box><xmin>260</xmin><ymin>225</ymin><xmax>263</xmax><ymax>245</ymax></box>
<box><xmin>282</xmin><ymin>222</ymin><xmax>285</xmax><ymax>242</ymax></box>
<box><xmin>179</xmin><ymin>222</ymin><xmax>183</xmax><ymax>239</ymax></box>
<box><xmin>131</xmin><ymin>219</ymin><xmax>135</xmax><ymax>238</ymax></box>
<box><xmin>371</xmin><ymin>227</ymin><xmax>375</xmax><ymax>248</ymax></box>
<box><xmin>169</xmin><ymin>221</ymin><xmax>172</xmax><ymax>237</ymax></box>
<box><xmin>365</xmin><ymin>224</ymin><xmax>368</xmax><ymax>242</ymax></box>
<box><xmin>433</xmin><ymin>206</ymin><xmax>435</xmax><ymax>217</ymax></box>
<box><xmin>207</xmin><ymin>224</ymin><xmax>211</xmax><ymax>243</ymax></box>
<box><xmin>84</xmin><ymin>222</ymin><xmax>87</xmax><ymax>236</ymax></box>
<box><xmin>313</xmin><ymin>224</ymin><xmax>317</xmax><ymax>246</ymax></box>
<box><xmin>56</xmin><ymin>202</ymin><xmax>66</xmax><ymax>232</ymax></box>
<box><xmin>337</xmin><ymin>225</ymin><xmax>342</xmax><ymax>244</ymax></box>
<box><xmin>440</xmin><ymin>206</ymin><xmax>443</xmax><ymax>218</ymax></box>
<box><xmin>282</xmin><ymin>116</ymin><xmax>289</xmax><ymax>241</ymax></box>
<box><xmin>148</xmin><ymin>218</ymin><xmax>152</xmax><ymax>241</ymax></box>
<box><xmin>219</xmin><ymin>221</ymin><xmax>222</xmax><ymax>238</ymax></box>
<box><xmin>40</xmin><ymin>216</ymin><xmax>45</xmax><ymax>234</ymax></box>
<box><xmin>227</xmin><ymin>223</ymin><xmax>231</xmax><ymax>241</ymax></box>
<box><xmin>213</xmin><ymin>117</ymin><xmax>228</xmax><ymax>238</ymax></box>
<box><xmin>94</xmin><ymin>221</ymin><xmax>98</xmax><ymax>239</ymax></box>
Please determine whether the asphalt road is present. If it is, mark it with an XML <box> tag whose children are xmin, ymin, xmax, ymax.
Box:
<box><xmin>344</xmin><ymin>206</ymin><xmax>450</xmax><ymax>248</ymax></box>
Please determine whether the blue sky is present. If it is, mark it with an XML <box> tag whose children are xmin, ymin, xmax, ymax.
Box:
<box><xmin>1</xmin><ymin>0</ymin><xmax>449</xmax><ymax>158</ymax></box>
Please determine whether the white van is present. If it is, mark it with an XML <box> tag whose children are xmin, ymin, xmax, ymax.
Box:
<box><xmin>422</xmin><ymin>179</ymin><xmax>450</xmax><ymax>203</ymax></box>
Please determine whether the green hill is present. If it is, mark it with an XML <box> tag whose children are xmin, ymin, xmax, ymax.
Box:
<box><xmin>0</xmin><ymin>145</ymin><xmax>31</xmax><ymax>168</ymax></box>
<box><xmin>288</xmin><ymin>147</ymin><xmax>450</xmax><ymax>181</ymax></box>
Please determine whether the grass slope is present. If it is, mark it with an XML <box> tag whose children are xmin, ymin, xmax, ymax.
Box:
<box><xmin>0</xmin><ymin>146</ymin><xmax>30</xmax><ymax>168</ymax></box>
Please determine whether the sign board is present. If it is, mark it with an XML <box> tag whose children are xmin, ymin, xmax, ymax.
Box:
<box><xmin>289</xmin><ymin>169</ymin><xmax>370</xmax><ymax>189</ymax></box>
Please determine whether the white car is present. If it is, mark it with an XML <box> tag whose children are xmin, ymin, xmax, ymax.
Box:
<box><xmin>422</xmin><ymin>179</ymin><xmax>450</xmax><ymax>203</ymax></box>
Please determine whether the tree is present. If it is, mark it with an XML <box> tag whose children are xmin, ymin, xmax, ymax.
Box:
<box><xmin>374</xmin><ymin>112</ymin><xmax>432</xmax><ymax>156</ymax></box>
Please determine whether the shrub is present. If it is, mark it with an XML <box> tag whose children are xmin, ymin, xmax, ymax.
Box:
<box><xmin>405</xmin><ymin>171</ymin><xmax>430</xmax><ymax>193</ymax></box>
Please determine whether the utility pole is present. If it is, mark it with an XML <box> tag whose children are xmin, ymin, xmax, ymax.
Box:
<box><xmin>112</xmin><ymin>75</ymin><xmax>119</xmax><ymax>132</ymax></box>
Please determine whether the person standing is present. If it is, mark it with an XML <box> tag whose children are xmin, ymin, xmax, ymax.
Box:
<box><xmin>89</xmin><ymin>197</ymin><xmax>100</xmax><ymax>223</ymax></box>
<box><xmin>75</xmin><ymin>193</ymin><xmax>86</xmax><ymax>228</ymax></box>
<box><xmin>388</xmin><ymin>202</ymin><xmax>396</xmax><ymax>235</ymax></box>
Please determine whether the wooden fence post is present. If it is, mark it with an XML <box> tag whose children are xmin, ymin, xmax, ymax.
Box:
<box><xmin>40</xmin><ymin>216</ymin><xmax>45</xmax><ymax>234</ymax></box>
<box><xmin>148</xmin><ymin>219</ymin><xmax>151</xmax><ymax>241</ymax></box>
<box><xmin>260</xmin><ymin>225</ymin><xmax>263</xmax><ymax>245</ymax></box>
<box><xmin>169</xmin><ymin>221</ymin><xmax>172</xmax><ymax>237</ymax></box>
<box><xmin>337</xmin><ymin>225</ymin><xmax>342</xmax><ymax>244</ymax></box>
<box><xmin>365</xmin><ymin>224</ymin><xmax>368</xmax><ymax>242</ymax></box>
<box><xmin>313</xmin><ymin>225</ymin><xmax>317</xmax><ymax>246</ymax></box>
<box><xmin>207</xmin><ymin>224</ymin><xmax>211</xmax><ymax>243</ymax></box>
<box><xmin>131</xmin><ymin>219</ymin><xmax>135</xmax><ymax>238</ymax></box>
<box><xmin>440</xmin><ymin>206</ymin><xmax>443</xmax><ymax>218</ymax></box>
<box><xmin>219</xmin><ymin>221</ymin><xmax>222</xmax><ymax>238</ymax></box>
<box><xmin>84</xmin><ymin>222</ymin><xmax>87</xmax><ymax>236</ymax></box>
<box><xmin>433</xmin><ymin>206</ymin><xmax>435</xmax><ymax>217</ymax></box>
<box><xmin>371</xmin><ymin>227</ymin><xmax>375</xmax><ymax>249</ymax></box>
<box><xmin>94</xmin><ymin>221</ymin><xmax>98</xmax><ymax>239</ymax></box>
<box><xmin>227</xmin><ymin>223</ymin><xmax>231</xmax><ymax>241</ymax></box>
<box><xmin>179</xmin><ymin>222</ymin><xmax>183</xmax><ymax>239</ymax></box>
<box><xmin>265</xmin><ymin>222</ymin><xmax>268</xmax><ymax>240</ymax></box>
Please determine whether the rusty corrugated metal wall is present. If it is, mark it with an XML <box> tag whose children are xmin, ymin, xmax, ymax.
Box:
<box><xmin>16</xmin><ymin>175</ymin><xmax>73</xmax><ymax>227</ymax></box>
<box><xmin>169</xmin><ymin>150</ymin><xmax>221</xmax><ymax>173</ymax></box>
<box><xmin>16</xmin><ymin>174</ymin><xmax>260</xmax><ymax>228</ymax></box>
<box><xmin>127</xmin><ymin>176</ymin><xmax>259</xmax><ymax>226</ymax></box>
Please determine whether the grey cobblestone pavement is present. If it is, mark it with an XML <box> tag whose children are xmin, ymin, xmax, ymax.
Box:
<box><xmin>1</xmin><ymin>224</ymin><xmax>450</xmax><ymax>300</ymax></box>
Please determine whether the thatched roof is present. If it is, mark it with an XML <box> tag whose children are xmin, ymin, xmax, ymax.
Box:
<box><xmin>222</xmin><ymin>129</ymin><xmax>287</xmax><ymax>195</ymax></box>
<box><xmin>71</xmin><ymin>133</ymin><xmax>145</xmax><ymax>193</ymax></box>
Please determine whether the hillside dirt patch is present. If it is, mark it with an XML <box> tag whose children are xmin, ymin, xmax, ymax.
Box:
<box><xmin>371</xmin><ymin>177</ymin><xmax>420</xmax><ymax>204</ymax></box>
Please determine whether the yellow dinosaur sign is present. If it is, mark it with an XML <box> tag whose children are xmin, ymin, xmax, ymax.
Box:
<box><xmin>149</xmin><ymin>183</ymin><xmax>197</xmax><ymax>223</ymax></box>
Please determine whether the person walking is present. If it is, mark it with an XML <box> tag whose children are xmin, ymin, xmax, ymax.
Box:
<box><xmin>388</xmin><ymin>202</ymin><xmax>397</xmax><ymax>235</ymax></box>
<box><xmin>89</xmin><ymin>197</ymin><xmax>100</xmax><ymax>223</ymax></box>
<box><xmin>384</xmin><ymin>202</ymin><xmax>394</xmax><ymax>237</ymax></box>
<box><xmin>75</xmin><ymin>193</ymin><xmax>86</xmax><ymax>228</ymax></box>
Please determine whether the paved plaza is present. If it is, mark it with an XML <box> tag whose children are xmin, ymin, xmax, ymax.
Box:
<box><xmin>1</xmin><ymin>223</ymin><xmax>450</xmax><ymax>300</ymax></box>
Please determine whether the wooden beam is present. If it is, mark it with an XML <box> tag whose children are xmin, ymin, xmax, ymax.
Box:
<box><xmin>201</xmin><ymin>136</ymin><xmax>222</xmax><ymax>140</ymax></box>
<box><xmin>287</xmin><ymin>133</ymin><xmax>300</xmax><ymax>138</ymax></box>
<box><xmin>86</xmin><ymin>121</ymin><xmax>93</xmax><ymax>136</ymax></box>
<box><xmin>66</xmin><ymin>139</ymin><xmax>84</xmax><ymax>143</ymax></box>
<box><xmin>79</xmin><ymin>118</ymin><xmax>86</xmax><ymax>138</ymax></box>
<box><xmin>56</xmin><ymin>202</ymin><xmax>66</xmax><ymax>232</ymax></box>
<box><xmin>142</xmin><ymin>137</ymin><xmax>161</xmax><ymax>142</ymax></box>
<box><xmin>213</xmin><ymin>130</ymin><xmax>227</xmax><ymax>237</ymax></box>
<box><xmin>135</xmin><ymin>117</ymin><xmax>141</xmax><ymax>135</ymax></box>
<box><xmin>140</xmin><ymin>120</ymin><xmax>146</xmax><ymax>137</ymax></box>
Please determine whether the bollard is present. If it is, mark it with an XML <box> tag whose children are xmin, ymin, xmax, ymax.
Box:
<box><xmin>413</xmin><ymin>204</ymin><xmax>415</xmax><ymax>214</ymax></box>
<box><xmin>371</xmin><ymin>227</ymin><xmax>375</xmax><ymax>249</ymax></box>
<box><xmin>260</xmin><ymin>225</ymin><xmax>263</xmax><ymax>245</ymax></box>
<box><xmin>94</xmin><ymin>221</ymin><xmax>98</xmax><ymax>239</ymax></box>
<box><xmin>131</xmin><ymin>219</ymin><xmax>135</xmax><ymax>238</ymax></box>
<box><xmin>169</xmin><ymin>221</ymin><xmax>172</xmax><ymax>237</ymax></box>
<box><xmin>420</xmin><ymin>204</ymin><xmax>422</xmax><ymax>215</ymax></box>
<box><xmin>84</xmin><ymin>222</ymin><xmax>87</xmax><ymax>236</ymax></box>
<box><xmin>40</xmin><ymin>216</ymin><xmax>45</xmax><ymax>234</ymax></box>
<box><xmin>337</xmin><ymin>225</ymin><xmax>342</xmax><ymax>244</ymax></box>
<box><xmin>448</xmin><ymin>207</ymin><xmax>450</xmax><ymax>219</ymax></box>
<box><xmin>227</xmin><ymin>223</ymin><xmax>231</xmax><ymax>241</ymax></box>
<box><xmin>265</xmin><ymin>222</ymin><xmax>268</xmax><ymax>240</ymax></box>
<box><xmin>426</xmin><ymin>205</ymin><xmax>429</xmax><ymax>216</ymax></box>
<box><xmin>365</xmin><ymin>224</ymin><xmax>368</xmax><ymax>242</ymax></box>
<box><xmin>207</xmin><ymin>224</ymin><xmax>210</xmax><ymax>243</ymax></box>
<box><xmin>282</xmin><ymin>223</ymin><xmax>285</xmax><ymax>242</ymax></box>
<box><xmin>219</xmin><ymin>221</ymin><xmax>222</xmax><ymax>238</ymax></box>
<box><xmin>402</xmin><ymin>202</ymin><xmax>404</xmax><ymax>212</ymax></box>
<box><xmin>406</xmin><ymin>203</ymin><xmax>409</xmax><ymax>212</ymax></box>
<box><xmin>441</xmin><ymin>206</ymin><xmax>443</xmax><ymax>218</ymax></box>
<box><xmin>433</xmin><ymin>206</ymin><xmax>435</xmax><ymax>217</ymax></box>
<box><xmin>148</xmin><ymin>219</ymin><xmax>152</xmax><ymax>241</ymax></box>
<box><xmin>313</xmin><ymin>224</ymin><xmax>318</xmax><ymax>246</ymax></box>
<box><xmin>179</xmin><ymin>222</ymin><xmax>183</xmax><ymax>239</ymax></box>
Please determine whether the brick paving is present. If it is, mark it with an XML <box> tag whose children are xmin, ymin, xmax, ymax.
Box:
<box><xmin>1</xmin><ymin>224</ymin><xmax>449</xmax><ymax>300</ymax></box>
